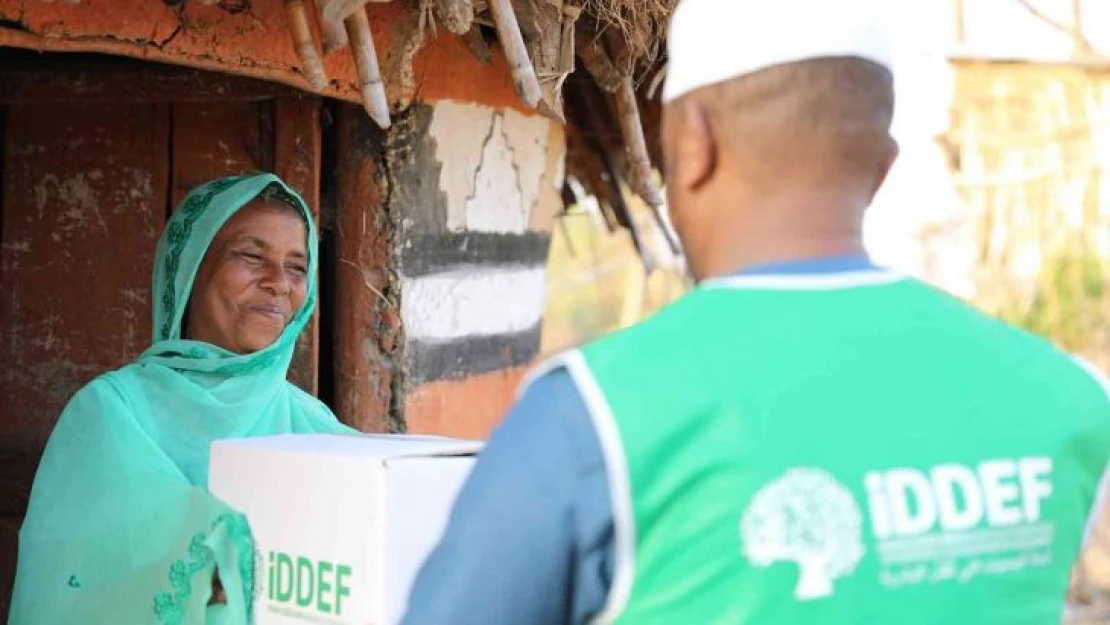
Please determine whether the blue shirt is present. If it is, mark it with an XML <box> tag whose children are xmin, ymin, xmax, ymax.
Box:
<box><xmin>400</xmin><ymin>255</ymin><xmax>877</xmax><ymax>625</ymax></box>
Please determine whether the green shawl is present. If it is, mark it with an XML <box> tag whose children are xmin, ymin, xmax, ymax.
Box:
<box><xmin>9</xmin><ymin>174</ymin><xmax>353</xmax><ymax>624</ymax></box>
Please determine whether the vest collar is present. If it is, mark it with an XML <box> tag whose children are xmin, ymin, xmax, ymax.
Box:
<box><xmin>702</xmin><ymin>254</ymin><xmax>905</xmax><ymax>290</ymax></box>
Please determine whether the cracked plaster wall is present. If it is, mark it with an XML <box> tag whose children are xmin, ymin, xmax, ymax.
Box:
<box><xmin>397</xmin><ymin>101</ymin><xmax>565</xmax><ymax>436</ymax></box>
<box><xmin>425</xmin><ymin>100</ymin><xmax>565</xmax><ymax>235</ymax></box>
<box><xmin>401</xmin><ymin>101</ymin><xmax>564</xmax><ymax>340</ymax></box>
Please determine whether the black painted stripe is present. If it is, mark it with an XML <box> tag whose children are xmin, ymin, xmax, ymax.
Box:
<box><xmin>407</xmin><ymin>323</ymin><xmax>542</xmax><ymax>385</ymax></box>
<box><xmin>400</xmin><ymin>231</ymin><xmax>552</xmax><ymax>278</ymax></box>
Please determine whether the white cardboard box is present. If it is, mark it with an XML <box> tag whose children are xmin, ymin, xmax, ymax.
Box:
<box><xmin>209</xmin><ymin>433</ymin><xmax>482</xmax><ymax>625</ymax></box>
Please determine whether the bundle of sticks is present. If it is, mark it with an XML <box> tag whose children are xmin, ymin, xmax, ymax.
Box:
<box><xmin>283</xmin><ymin>0</ymin><xmax>668</xmax><ymax>233</ymax></box>
<box><xmin>284</xmin><ymin>0</ymin><xmax>550</xmax><ymax>131</ymax></box>
<box><xmin>282</xmin><ymin>0</ymin><xmax>391</xmax><ymax>128</ymax></box>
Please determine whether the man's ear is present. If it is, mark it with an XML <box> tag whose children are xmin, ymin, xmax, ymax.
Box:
<box><xmin>871</xmin><ymin>136</ymin><xmax>900</xmax><ymax>196</ymax></box>
<box><xmin>675</xmin><ymin>100</ymin><xmax>717</xmax><ymax>192</ymax></box>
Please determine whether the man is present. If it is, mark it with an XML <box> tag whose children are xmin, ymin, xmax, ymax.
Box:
<box><xmin>402</xmin><ymin>1</ymin><xmax>1110</xmax><ymax>623</ymax></box>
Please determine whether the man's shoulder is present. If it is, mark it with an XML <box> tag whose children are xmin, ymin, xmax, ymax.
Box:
<box><xmin>513</xmin><ymin>354</ymin><xmax>604</xmax><ymax>445</ymax></box>
<box><xmin>905</xmin><ymin>279</ymin><xmax>1062</xmax><ymax>346</ymax></box>
<box><xmin>567</xmin><ymin>293</ymin><xmax>708</xmax><ymax>363</ymax></box>
<box><xmin>1067</xmin><ymin>355</ymin><xmax>1110</xmax><ymax>402</ymax></box>
<box><xmin>517</xmin><ymin>354</ymin><xmax>587</xmax><ymax>412</ymax></box>
<box><xmin>906</xmin><ymin>279</ymin><xmax>1110</xmax><ymax>393</ymax></box>
<box><xmin>519</xmin><ymin>289</ymin><xmax>740</xmax><ymax>400</ymax></box>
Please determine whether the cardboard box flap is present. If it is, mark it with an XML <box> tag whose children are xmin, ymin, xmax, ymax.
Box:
<box><xmin>212</xmin><ymin>433</ymin><xmax>483</xmax><ymax>461</ymax></box>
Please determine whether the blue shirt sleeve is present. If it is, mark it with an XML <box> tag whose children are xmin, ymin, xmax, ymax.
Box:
<box><xmin>400</xmin><ymin>368</ymin><xmax>614</xmax><ymax>625</ymax></box>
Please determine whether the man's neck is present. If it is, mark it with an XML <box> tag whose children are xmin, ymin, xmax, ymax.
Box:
<box><xmin>688</xmin><ymin>187</ymin><xmax>871</xmax><ymax>281</ymax></box>
<box><xmin>696</xmin><ymin>234</ymin><xmax>867</xmax><ymax>281</ymax></box>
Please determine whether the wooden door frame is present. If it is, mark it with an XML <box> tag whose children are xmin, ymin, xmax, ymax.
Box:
<box><xmin>0</xmin><ymin>55</ymin><xmax>328</xmax><ymax>618</ymax></box>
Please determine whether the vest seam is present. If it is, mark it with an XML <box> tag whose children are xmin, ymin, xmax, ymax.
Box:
<box><xmin>1072</xmin><ymin>355</ymin><xmax>1110</xmax><ymax>401</ymax></box>
<box><xmin>1071</xmin><ymin>355</ymin><xmax>1110</xmax><ymax>546</ymax></box>
<box><xmin>561</xmin><ymin>349</ymin><xmax>637</xmax><ymax>625</ymax></box>
<box><xmin>515</xmin><ymin>352</ymin><xmax>571</xmax><ymax>400</ymax></box>
<box><xmin>1083</xmin><ymin>462</ymin><xmax>1110</xmax><ymax>548</ymax></box>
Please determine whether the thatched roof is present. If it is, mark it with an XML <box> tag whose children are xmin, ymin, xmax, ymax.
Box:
<box><xmin>584</xmin><ymin>0</ymin><xmax>674</xmax><ymax>69</ymax></box>
<box><xmin>0</xmin><ymin>0</ymin><xmax>679</xmax><ymax>253</ymax></box>
<box><xmin>304</xmin><ymin>0</ymin><xmax>677</xmax><ymax>253</ymax></box>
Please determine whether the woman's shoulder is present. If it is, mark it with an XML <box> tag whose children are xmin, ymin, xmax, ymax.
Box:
<box><xmin>65</xmin><ymin>371</ymin><xmax>129</xmax><ymax>407</ymax></box>
<box><xmin>48</xmin><ymin>371</ymin><xmax>140</xmax><ymax>439</ymax></box>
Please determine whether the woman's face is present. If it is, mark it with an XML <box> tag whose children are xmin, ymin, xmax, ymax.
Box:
<box><xmin>185</xmin><ymin>199</ymin><xmax>309</xmax><ymax>354</ymax></box>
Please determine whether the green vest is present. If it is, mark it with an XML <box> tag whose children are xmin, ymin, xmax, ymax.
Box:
<box><xmin>548</xmin><ymin>271</ymin><xmax>1110</xmax><ymax>625</ymax></box>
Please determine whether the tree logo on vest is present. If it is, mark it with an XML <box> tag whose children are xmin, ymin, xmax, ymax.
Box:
<box><xmin>741</xmin><ymin>468</ymin><xmax>865</xmax><ymax>600</ymax></box>
<box><xmin>741</xmin><ymin>458</ymin><xmax>1058</xmax><ymax>598</ymax></box>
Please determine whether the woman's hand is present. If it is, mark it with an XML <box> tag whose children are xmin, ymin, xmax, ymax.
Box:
<box><xmin>210</xmin><ymin>570</ymin><xmax>228</xmax><ymax>605</ymax></box>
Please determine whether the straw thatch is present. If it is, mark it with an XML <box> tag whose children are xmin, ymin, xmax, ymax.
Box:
<box><xmin>560</xmin><ymin>0</ymin><xmax>675</xmax><ymax>254</ymax></box>
<box><xmin>582</xmin><ymin>0</ymin><xmax>675</xmax><ymax>72</ymax></box>
<box><xmin>552</xmin><ymin>0</ymin><xmax>676</xmax><ymax>254</ymax></box>
<box><xmin>293</xmin><ymin>0</ymin><xmax>677</xmax><ymax>256</ymax></box>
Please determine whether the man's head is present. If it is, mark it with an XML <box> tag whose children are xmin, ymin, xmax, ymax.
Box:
<box><xmin>660</xmin><ymin>0</ymin><xmax>899</xmax><ymax>280</ymax></box>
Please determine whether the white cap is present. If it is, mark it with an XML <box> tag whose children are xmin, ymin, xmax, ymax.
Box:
<box><xmin>662</xmin><ymin>0</ymin><xmax>895</xmax><ymax>103</ymax></box>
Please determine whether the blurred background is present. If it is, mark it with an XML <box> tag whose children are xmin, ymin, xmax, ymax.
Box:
<box><xmin>539</xmin><ymin>1</ymin><xmax>1110</xmax><ymax>620</ymax></box>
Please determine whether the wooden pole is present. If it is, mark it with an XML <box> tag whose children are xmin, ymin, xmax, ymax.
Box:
<box><xmin>1071</xmin><ymin>0</ymin><xmax>1091</xmax><ymax>54</ymax></box>
<box><xmin>576</xmin><ymin>36</ymin><xmax>622</xmax><ymax>93</ymax></box>
<box><xmin>334</xmin><ymin>105</ymin><xmax>400</xmax><ymax>432</ymax></box>
<box><xmin>614</xmin><ymin>76</ymin><xmax>663</xmax><ymax>209</ymax></box>
<box><xmin>575</xmin><ymin>35</ymin><xmax>677</xmax><ymax>254</ymax></box>
<box><xmin>285</xmin><ymin>0</ymin><xmax>329</xmax><ymax>89</ymax></box>
<box><xmin>275</xmin><ymin>97</ymin><xmax>323</xmax><ymax>395</ymax></box>
<box><xmin>320</xmin><ymin>0</ymin><xmax>394</xmax><ymax>25</ymax></box>
<box><xmin>345</xmin><ymin>7</ymin><xmax>392</xmax><ymax>128</ymax></box>
<box><xmin>559</xmin><ymin>5</ymin><xmax>581</xmax><ymax>78</ymax></box>
<box><xmin>613</xmin><ymin>74</ymin><xmax>680</xmax><ymax>254</ymax></box>
<box><xmin>952</xmin><ymin>0</ymin><xmax>965</xmax><ymax>47</ymax></box>
<box><xmin>488</xmin><ymin>0</ymin><xmax>541</xmax><ymax>108</ymax></box>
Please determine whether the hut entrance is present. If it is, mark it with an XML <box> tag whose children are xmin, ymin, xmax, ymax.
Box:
<box><xmin>0</xmin><ymin>51</ymin><xmax>327</xmax><ymax>616</ymax></box>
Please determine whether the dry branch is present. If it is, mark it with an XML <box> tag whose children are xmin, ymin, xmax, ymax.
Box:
<box><xmin>576</xmin><ymin>33</ymin><xmax>622</xmax><ymax>92</ymax></box>
<box><xmin>345</xmin><ymin>8</ymin><xmax>392</xmax><ymax>128</ymax></box>
<box><xmin>516</xmin><ymin>0</ymin><xmax>577</xmax><ymax>122</ymax></box>
<box><xmin>559</xmin><ymin>5</ymin><xmax>582</xmax><ymax>78</ymax></box>
<box><xmin>488</xmin><ymin>0</ymin><xmax>542</xmax><ymax>108</ymax></box>
<box><xmin>285</xmin><ymin>0</ymin><xmax>329</xmax><ymax>89</ymax></box>
<box><xmin>582</xmin><ymin>0</ymin><xmax>675</xmax><ymax>71</ymax></box>
<box><xmin>952</xmin><ymin>0</ymin><xmax>965</xmax><ymax>45</ymax></box>
<box><xmin>614</xmin><ymin>74</ymin><xmax>663</xmax><ymax>209</ymax></box>
<box><xmin>1015</xmin><ymin>0</ymin><xmax>1072</xmax><ymax>34</ymax></box>
<box><xmin>1014</xmin><ymin>0</ymin><xmax>1092</xmax><ymax>53</ymax></box>
<box><xmin>320</xmin><ymin>0</ymin><xmax>394</xmax><ymax>25</ymax></box>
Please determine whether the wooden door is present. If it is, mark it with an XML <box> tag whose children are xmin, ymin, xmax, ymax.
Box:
<box><xmin>0</xmin><ymin>57</ymin><xmax>323</xmax><ymax>616</ymax></box>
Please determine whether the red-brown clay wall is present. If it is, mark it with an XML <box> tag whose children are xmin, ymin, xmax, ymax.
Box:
<box><xmin>0</xmin><ymin>0</ymin><xmax>529</xmax><ymax>114</ymax></box>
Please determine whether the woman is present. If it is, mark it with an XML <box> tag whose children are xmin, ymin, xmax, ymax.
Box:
<box><xmin>9</xmin><ymin>173</ymin><xmax>354</xmax><ymax>624</ymax></box>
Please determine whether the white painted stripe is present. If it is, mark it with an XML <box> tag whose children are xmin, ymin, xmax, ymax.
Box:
<box><xmin>401</xmin><ymin>266</ymin><xmax>547</xmax><ymax>341</ymax></box>
<box><xmin>559</xmin><ymin>350</ymin><xmax>637</xmax><ymax>625</ymax></box>
<box><xmin>703</xmin><ymin>270</ymin><xmax>906</xmax><ymax>291</ymax></box>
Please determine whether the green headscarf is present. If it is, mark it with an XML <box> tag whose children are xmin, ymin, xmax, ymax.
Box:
<box><xmin>10</xmin><ymin>174</ymin><xmax>354</xmax><ymax>625</ymax></box>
